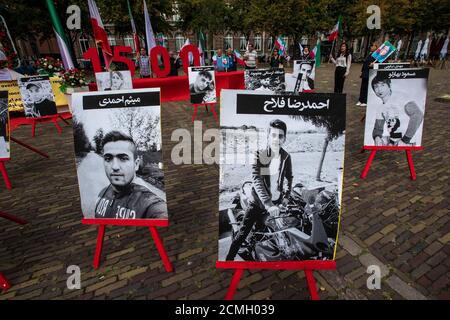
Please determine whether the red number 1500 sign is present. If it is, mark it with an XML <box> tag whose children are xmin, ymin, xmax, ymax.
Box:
<box><xmin>82</xmin><ymin>45</ymin><xmax>201</xmax><ymax>78</ymax></box>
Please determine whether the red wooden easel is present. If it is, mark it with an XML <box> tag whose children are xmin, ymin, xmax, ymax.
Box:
<box><xmin>0</xmin><ymin>210</ymin><xmax>28</xmax><ymax>292</ymax></box>
<box><xmin>82</xmin><ymin>219</ymin><xmax>173</xmax><ymax>272</ymax></box>
<box><xmin>191</xmin><ymin>102</ymin><xmax>218</xmax><ymax>123</ymax></box>
<box><xmin>0</xmin><ymin>137</ymin><xmax>49</xmax><ymax>189</ymax></box>
<box><xmin>360</xmin><ymin>146</ymin><xmax>422</xmax><ymax>180</ymax></box>
<box><xmin>216</xmin><ymin>260</ymin><xmax>336</xmax><ymax>300</ymax></box>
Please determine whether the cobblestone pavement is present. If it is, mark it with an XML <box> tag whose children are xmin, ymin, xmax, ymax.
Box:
<box><xmin>0</xmin><ymin>63</ymin><xmax>448</xmax><ymax>300</ymax></box>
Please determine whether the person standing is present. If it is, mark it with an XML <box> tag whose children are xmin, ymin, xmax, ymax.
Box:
<box><xmin>414</xmin><ymin>38</ymin><xmax>423</xmax><ymax>63</ymax></box>
<box><xmin>395</xmin><ymin>37</ymin><xmax>402</xmax><ymax>61</ymax></box>
<box><xmin>438</xmin><ymin>35</ymin><xmax>449</xmax><ymax>69</ymax></box>
<box><xmin>137</xmin><ymin>47</ymin><xmax>151</xmax><ymax>78</ymax></box>
<box><xmin>168</xmin><ymin>51</ymin><xmax>180</xmax><ymax>76</ymax></box>
<box><xmin>244</xmin><ymin>43</ymin><xmax>258</xmax><ymax>70</ymax></box>
<box><xmin>269</xmin><ymin>48</ymin><xmax>283</xmax><ymax>69</ymax></box>
<box><xmin>301</xmin><ymin>46</ymin><xmax>312</xmax><ymax>60</ymax></box>
<box><xmin>213</xmin><ymin>49</ymin><xmax>227</xmax><ymax>72</ymax></box>
<box><xmin>226</xmin><ymin>48</ymin><xmax>237</xmax><ymax>71</ymax></box>
<box><xmin>357</xmin><ymin>42</ymin><xmax>378</xmax><ymax>107</ymax></box>
<box><xmin>329</xmin><ymin>42</ymin><xmax>352</xmax><ymax>94</ymax></box>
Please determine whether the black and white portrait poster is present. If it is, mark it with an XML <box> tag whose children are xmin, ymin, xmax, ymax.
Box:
<box><xmin>286</xmin><ymin>60</ymin><xmax>315</xmax><ymax>92</ymax></box>
<box><xmin>71</xmin><ymin>88</ymin><xmax>168</xmax><ymax>220</ymax></box>
<box><xmin>95</xmin><ymin>70</ymin><xmax>133</xmax><ymax>91</ymax></box>
<box><xmin>188</xmin><ymin>66</ymin><xmax>216</xmax><ymax>104</ymax></box>
<box><xmin>364</xmin><ymin>68</ymin><xmax>429</xmax><ymax>147</ymax></box>
<box><xmin>218</xmin><ymin>90</ymin><xmax>346</xmax><ymax>262</ymax></box>
<box><xmin>374</xmin><ymin>62</ymin><xmax>411</xmax><ymax>70</ymax></box>
<box><xmin>17</xmin><ymin>76</ymin><xmax>57</xmax><ymax>118</ymax></box>
<box><xmin>244</xmin><ymin>69</ymin><xmax>285</xmax><ymax>93</ymax></box>
<box><xmin>0</xmin><ymin>91</ymin><xmax>9</xmax><ymax>159</ymax></box>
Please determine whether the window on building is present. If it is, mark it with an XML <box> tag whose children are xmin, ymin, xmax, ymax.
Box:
<box><xmin>123</xmin><ymin>35</ymin><xmax>134</xmax><ymax>51</ymax></box>
<box><xmin>254</xmin><ymin>34</ymin><xmax>262</xmax><ymax>51</ymax></box>
<box><xmin>239</xmin><ymin>35</ymin><xmax>247</xmax><ymax>51</ymax></box>
<box><xmin>158</xmin><ymin>34</ymin><xmax>169</xmax><ymax>48</ymax></box>
<box><xmin>79</xmin><ymin>36</ymin><xmax>90</xmax><ymax>54</ymax></box>
<box><xmin>267</xmin><ymin>37</ymin><xmax>273</xmax><ymax>50</ymax></box>
<box><xmin>175</xmin><ymin>34</ymin><xmax>185</xmax><ymax>52</ymax></box>
<box><xmin>301</xmin><ymin>36</ymin><xmax>308</xmax><ymax>45</ymax></box>
<box><xmin>224</xmin><ymin>34</ymin><xmax>233</xmax><ymax>49</ymax></box>
<box><xmin>107</xmin><ymin>35</ymin><xmax>116</xmax><ymax>46</ymax></box>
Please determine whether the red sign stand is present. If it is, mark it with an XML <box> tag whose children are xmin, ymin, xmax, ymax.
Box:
<box><xmin>360</xmin><ymin>146</ymin><xmax>423</xmax><ymax>180</ymax></box>
<box><xmin>0</xmin><ymin>210</ymin><xmax>28</xmax><ymax>292</ymax></box>
<box><xmin>216</xmin><ymin>260</ymin><xmax>336</xmax><ymax>300</ymax></box>
<box><xmin>82</xmin><ymin>219</ymin><xmax>173</xmax><ymax>272</ymax></box>
<box><xmin>0</xmin><ymin>137</ymin><xmax>49</xmax><ymax>189</ymax></box>
<box><xmin>191</xmin><ymin>102</ymin><xmax>218</xmax><ymax>123</ymax></box>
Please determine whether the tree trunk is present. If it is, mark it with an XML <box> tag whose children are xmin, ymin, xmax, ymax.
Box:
<box><xmin>316</xmin><ymin>136</ymin><xmax>330</xmax><ymax>181</ymax></box>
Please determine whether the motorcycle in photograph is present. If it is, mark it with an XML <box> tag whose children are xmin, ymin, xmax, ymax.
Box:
<box><xmin>227</xmin><ymin>182</ymin><xmax>340</xmax><ymax>261</ymax></box>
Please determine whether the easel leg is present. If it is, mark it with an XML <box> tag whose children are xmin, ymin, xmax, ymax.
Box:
<box><xmin>52</xmin><ymin>117</ymin><xmax>63</xmax><ymax>134</ymax></box>
<box><xmin>10</xmin><ymin>137</ymin><xmax>49</xmax><ymax>158</ymax></box>
<box><xmin>58</xmin><ymin>115</ymin><xmax>71</xmax><ymax>126</ymax></box>
<box><xmin>0</xmin><ymin>272</ymin><xmax>11</xmax><ymax>292</ymax></box>
<box><xmin>32</xmin><ymin>120</ymin><xmax>36</xmax><ymax>138</ymax></box>
<box><xmin>192</xmin><ymin>105</ymin><xmax>198</xmax><ymax>123</ymax></box>
<box><xmin>406</xmin><ymin>150</ymin><xmax>417</xmax><ymax>180</ymax></box>
<box><xmin>225</xmin><ymin>269</ymin><xmax>244</xmax><ymax>300</ymax></box>
<box><xmin>0</xmin><ymin>161</ymin><xmax>12</xmax><ymax>190</ymax></box>
<box><xmin>360</xmin><ymin>150</ymin><xmax>376</xmax><ymax>179</ymax></box>
<box><xmin>93</xmin><ymin>225</ymin><xmax>106</xmax><ymax>269</ymax></box>
<box><xmin>205</xmin><ymin>105</ymin><xmax>209</xmax><ymax>113</ymax></box>
<box><xmin>211</xmin><ymin>104</ymin><xmax>219</xmax><ymax>124</ymax></box>
<box><xmin>149</xmin><ymin>226</ymin><xmax>173</xmax><ymax>272</ymax></box>
<box><xmin>0</xmin><ymin>211</ymin><xmax>28</xmax><ymax>225</ymax></box>
<box><xmin>304</xmin><ymin>269</ymin><xmax>319</xmax><ymax>300</ymax></box>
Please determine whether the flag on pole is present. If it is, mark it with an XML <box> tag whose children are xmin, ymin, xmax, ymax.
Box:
<box><xmin>275</xmin><ymin>36</ymin><xmax>287</xmax><ymax>56</ymax></box>
<box><xmin>328</xmin><ymin>16</ymin><xmax>342</xmax><ymax>42</ymax></box>
<box><xmin>181</xmin><ymin>38</ymin><xmax>193</xmax><ymax>65</ymax></box>
<box><xmin>127</xmin><ymin>0</ymin><xmax>140</xmax><ymax>54</ymax></box>
<box><xmin>46</xmin><ymin>0</ymin><xmax>74</xmax><ymax>70</ymax></box>
<box><xmin>298</xmin><ymin>42</ymin><xmax>304</xmax><ymax>55</ymax></box>
<box><xmin>233</xmin><ymin>50</ymin><xmax>246</xmax><ymax>66</ymax></box>
<box><xmin>143</xmin><ymin>0</ymin><xmax>156</xmax><ymax>54</ymax></box>
<box><xmin>88</xmin><ymin>0</ymin><xmax>112</xmax><ymax>68</ymax></box>
<box><xmin>198</xmin><ymin>31</ymin><xmax>206</xmax><ymax>66</ymax></box>
<box><xmin>311</xmin><ymin>40</ymin><xmax>321</xmax><ymax>67</ymax></box>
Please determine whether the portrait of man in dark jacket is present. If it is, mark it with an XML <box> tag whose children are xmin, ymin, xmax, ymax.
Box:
<box><xmin>226</xmin><ymin>119</ymin><xmax>293</xmax><ymax>260</ymax></box>
<box><xmin>94</xmin><ymin>131</ymin><xmax>167</xmax><ymax>219</ymax></box>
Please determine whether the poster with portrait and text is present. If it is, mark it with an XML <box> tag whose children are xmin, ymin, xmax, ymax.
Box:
<box><xmin>244</xmin><ymin>69</ymin><xmax>286</xmax><ymax>93</ymax></box>
<box><xmin>71</xmin><ymin>88</ymin><xmax>168</xmax><ymax>221</ymax></box>
<box><xmin>0</xmin><ymin>91</ymin><xmax>10</xmax><ymax>159</ymax></box>
<box><xmin>188</xmin><ymin>66</ymin><xmax>216</xmax><ymax>104</ymax></box>
<box><xmin>218</xmin><ymin>90</ymin><xmax>346</xmax><ymax>262</ymax></box>
<box><xmin>364</xmin><ymin>68</ymin><xmax>429</xmax><ymax>147</ymax></box>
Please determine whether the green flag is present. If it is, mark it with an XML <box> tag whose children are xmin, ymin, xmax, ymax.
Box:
<box><xmin>46</xmin><ymin>0</ymin><xmax>74</xmax><ymax>70</ymax></box>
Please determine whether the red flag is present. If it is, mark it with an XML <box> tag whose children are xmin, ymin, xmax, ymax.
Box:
<box><xmin>88</xmin><ymin>0</ymin><xmax>113</xmax><ymax>68</ymax></box>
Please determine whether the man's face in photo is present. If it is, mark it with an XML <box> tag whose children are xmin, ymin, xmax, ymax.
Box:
<box><xmin>268</xmin><ymin>127</ymin><xmax>286</xmax><ymax>153</ymax></box>
<box><xmin>373</xmin><ymin>81</ymin><xmax>391</xmax><ymax>99</ymax></box>
<box><xmin>194</xmin><ymin>74</ymin><xmax>212</xmax><ymax>91</ymax></box>
<box><xmin>28</xmin><ymin>85</ymin><xmax>46</xmax><ymax>103</ymax></box>
<box><xmin>103</xmin><ymin>140</ymin><xmax>139</xmax><ymax>189</ymax></box>
<box><xmin>300</xmin><ymin>63</ymin><xmax>312</xmax><ymax>77</ymax></box>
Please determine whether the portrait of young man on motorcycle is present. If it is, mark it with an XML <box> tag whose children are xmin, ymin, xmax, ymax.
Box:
<box><xmin>226</xmin><ymin>119</ymin><xmax>293</xmax><ymax>261</ymax></box>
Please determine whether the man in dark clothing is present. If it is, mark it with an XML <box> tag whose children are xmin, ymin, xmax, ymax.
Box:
<box><xmin>169</xmin><ymin>51</ymin><xmax>181</xmax><ymax>76</ymax></box>
<box><xmin>26</xmin><ymin>83</ymin><xmax>57</xmax><ymax>117</ymax></box>
<box><xmin>94</xmin><ymin>131</ymin><xmax>167</xmax><ymax>219</ymax></box>
<box><xmin>226</xmin><ymin>119</ymin><xmax>293</xmax><ymax>261</ymax></box>
<box><xmin>357</xmin><ymin>42</ymin><xmax>378</xmax><ymax>107</ymax></box>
